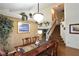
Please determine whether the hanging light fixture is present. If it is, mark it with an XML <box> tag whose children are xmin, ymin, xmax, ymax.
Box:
<box><xmin>33</xmin><ymin>3</ymin><xmax>44</xmax><ymax>23</ymax></box>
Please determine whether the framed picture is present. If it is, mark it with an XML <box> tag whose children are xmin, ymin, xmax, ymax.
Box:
<box><xmin>18</xmin><ymin>21</ymin><xmax>30</xmax><ymax>33</ymax></box>
<box><xmin>69</xmin><ymin>24</ymin><xmax>79</xmax><ymax>34</ymax></box>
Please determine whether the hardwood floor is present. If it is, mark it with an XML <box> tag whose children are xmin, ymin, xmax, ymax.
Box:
<box><xmin>57</xmin><ymin>45</ymin><xmax>79</xmax><ymax>56</ymax></box>
<box><xmin>50</xmin><ymin>25</ymin><xmax>79</xmax><ymax>56</ymax></box>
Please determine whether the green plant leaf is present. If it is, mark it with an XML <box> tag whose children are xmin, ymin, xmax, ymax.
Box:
<box><xmin>0</xmin><ymin>14</ymin><xmax>13</xmax><ymax>51</ymax></box>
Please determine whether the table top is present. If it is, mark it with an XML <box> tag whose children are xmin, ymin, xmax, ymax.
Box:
<box><xmin>23</xmin><ymin>41</ymin><xmax>55</xmax><ymax>56</ymax></box>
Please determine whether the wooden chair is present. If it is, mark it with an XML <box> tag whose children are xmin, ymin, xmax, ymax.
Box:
<box><xmin>30</xmin><ymin>36</ymin><xmax>39</xmax><ymax>43</ymax></box>
<box><xmin>22</xmin><ymin>37</ymin><xmax>31</xmax><ymax>45</ymax></box>
<box><xmin>21</xmin><ymin>36</ymin><xmax>39</xmax><ymax>46</ymax></box>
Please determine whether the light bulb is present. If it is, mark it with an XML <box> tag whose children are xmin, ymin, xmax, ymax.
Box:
<box><xmin>38</xmin><ymin>30</ymin><xmax>42</xmax><ymax>34</ymax></box>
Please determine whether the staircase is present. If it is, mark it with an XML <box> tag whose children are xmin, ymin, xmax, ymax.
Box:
<box><xmin>49</xmin><ymin>25</ymin><xmax>65</xmax><ymax>46</ymax></box>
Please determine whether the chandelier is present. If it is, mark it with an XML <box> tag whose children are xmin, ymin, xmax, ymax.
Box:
<box><xmin>33</xmin><ymin>3</ymin><xmax>44</xmax><ymax>23</ymax></box>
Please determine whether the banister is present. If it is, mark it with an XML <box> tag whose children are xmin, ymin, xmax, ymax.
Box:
<box><xmin>46</xmin><ymin>20</ymin><xmax>57</xmax><ymax>41</ymax></box>
<box><xmin>47</xmin><ymin>20</ymin><xmax>56</xmax><ymax>34</ymax></box>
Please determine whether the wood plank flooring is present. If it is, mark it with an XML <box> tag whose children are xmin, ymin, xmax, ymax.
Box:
<box><xmin>51</xmin><ymin>25</ymin><xmax>79</xmax><ymax>56</ymax></box>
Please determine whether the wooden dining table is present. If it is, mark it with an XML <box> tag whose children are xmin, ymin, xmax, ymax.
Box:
<box><xmin>14</xmin><ymin>40</ymin><xmax>58</xmax><ymax>56</ymax></box>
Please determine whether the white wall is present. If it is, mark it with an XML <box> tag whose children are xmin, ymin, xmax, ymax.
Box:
<box><xmin>61</xmin><ymin>3</ymin><xmax>79</xmax><ymax>49</ymax></box>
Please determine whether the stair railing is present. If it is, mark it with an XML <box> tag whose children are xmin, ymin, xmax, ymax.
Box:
<box><xmin>46</xmin><ymin>20</ymin><xmax>57</xmax><ymax>41</ymax></box>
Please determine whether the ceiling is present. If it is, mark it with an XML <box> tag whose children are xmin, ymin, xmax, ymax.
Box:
<box><xmin>0</xmin><ymin>3</ymin><xmax>62</xmax><ymax>19</ymax></box>
<box><xmin>0</xmin><ymin>3</ymin><xmax>60</xmax><ymax>12</ymax></box>
<box><xmin>0</xmin><ymin>3</ymin><xmax>36</xmax><ymax>12</ymax></box>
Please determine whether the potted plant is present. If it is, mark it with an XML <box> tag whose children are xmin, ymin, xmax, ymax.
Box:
<box><xmin>20</xmin><ymin>12</ymin><xmax>28</xmax><ymax>21</ymax></box>
<box><xmin>44</xmin><ymin>21</ymin><xmax>50</xmax><ymax>26</ymax></box>
<box><xmin>0</xmin><ymin>14</ymin><xmax>13</xmax><ymax>55</ymax></box>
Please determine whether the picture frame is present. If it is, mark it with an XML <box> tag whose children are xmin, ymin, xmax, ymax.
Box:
<box><xmin>18</xmin><ymin>21</ymin><xmax>30</xmax><ymax>33</ymax></box>
<box><xmin>69</xmin><ymin>24</ymin><xmax>79</xmax><ymax>34</ymax></box>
